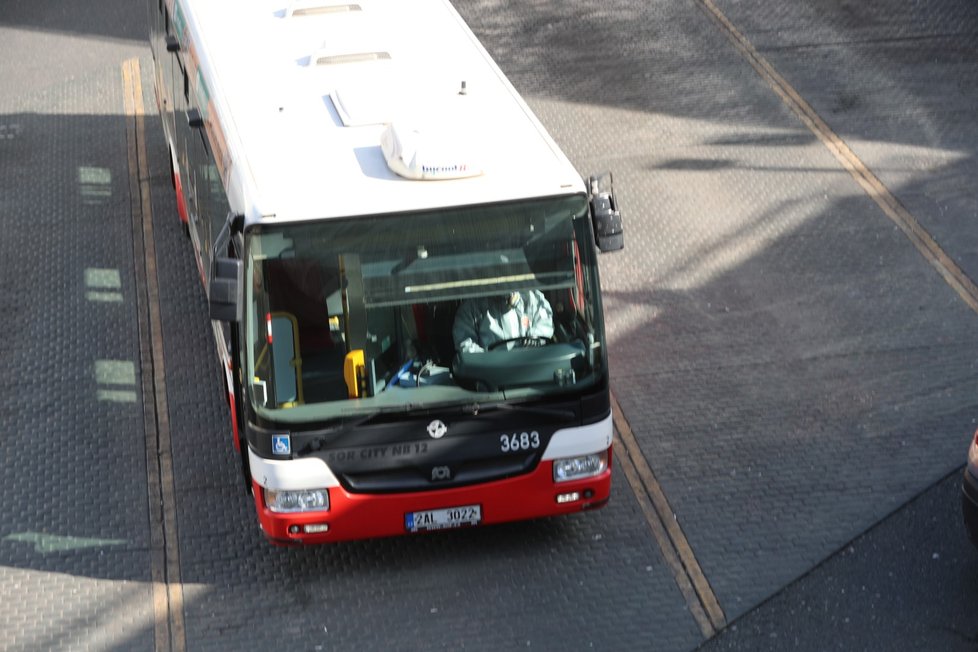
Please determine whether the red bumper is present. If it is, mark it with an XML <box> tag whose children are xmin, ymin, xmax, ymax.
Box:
<box><xmin>251</xmin><ymin>449</ymin><xmax>612</xmax><ymax>545</ymax></box>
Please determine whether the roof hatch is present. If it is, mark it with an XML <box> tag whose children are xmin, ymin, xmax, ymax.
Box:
<box><xmin>286</xmin><ymin>2</ymin><xmax>362</xmax><ymax>17</ymax></box>
<box><xmin>330</xmin><ymin>86</ymin><xmax>393</xmax><ymax>127</ymax></box>
<box><xmin>313</xmin><ymin>51</ymin><xmax>390</xmax><ymax>66</ymax></box>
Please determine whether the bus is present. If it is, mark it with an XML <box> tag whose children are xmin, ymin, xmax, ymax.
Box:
<box><xmin>147</xmin><ymin>0</ymin><xmax>624</xmax><ymax>544</ymax></box>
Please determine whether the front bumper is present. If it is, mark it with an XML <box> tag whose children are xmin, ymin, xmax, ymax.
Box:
<box><xmin>251</xmin><ymin>449</ymin><xmax>612</xmax><ymax>545</ymax></box>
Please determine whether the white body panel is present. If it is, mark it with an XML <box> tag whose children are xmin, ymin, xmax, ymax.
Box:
<box><xmin>541</xmin><ymin>414</ymin><xmax>614</xmax><ymax>460</ymax></box>
<box><xmin>250</xmin><ymin>448</ymin><xmax>342</xmax><ymax>490</ymax></box>
<box><xmin>173</xmin><ymin>0</ymin><xmax>585</xmax><ymax>227</ymax></box>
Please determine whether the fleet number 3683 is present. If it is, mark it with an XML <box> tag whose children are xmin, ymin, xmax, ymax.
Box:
<box><xmin>500</xmin><ymin>431</ymin><xmax>540</xmax><ymax>452</ymax></box>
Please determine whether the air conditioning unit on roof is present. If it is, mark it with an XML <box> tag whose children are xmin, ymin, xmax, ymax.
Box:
<box><xmin>380</xmin><ymin>122</ymin><xmax>483</xmax><ymax>181</ymax></box>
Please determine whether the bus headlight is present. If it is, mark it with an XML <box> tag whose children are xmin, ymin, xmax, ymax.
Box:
<box><xmin>553</xmin><ymin>451</ymin><xmax>608</xmax><ymax>482</ymax></box>
<box><xmin>265</xmin><ymin>488</ymin><xmax>330</xmax><ymax>513</ymax></box>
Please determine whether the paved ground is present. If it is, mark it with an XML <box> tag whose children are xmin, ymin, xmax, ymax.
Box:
<box><xmin>0</xmin><ymin>0</ymin><xmax>976</xmax><ymax>650</ymax></box>
<box><xmin>455</xmin><ymin>0</ymin><xmax>978</xmax><ymax>624</ymax></box>
<box><xmin>0</xmin><ymin>4</ymin><xmax>154</xmax><ymax>649</ymax></box>
<box><xmin>701</xmin><ymin>470</ymin><xmax>978</xmax><ymax>651</ymax></box>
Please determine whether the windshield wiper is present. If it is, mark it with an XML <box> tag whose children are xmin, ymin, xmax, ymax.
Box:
<box><xmin>295</xmin><ymin>401</ymin><xmax>575</xmax><ymax>456</ymax></box>
<box><xmin>463</xmin><ymin>401</ymin><xmax>576</xmax><ymax>421</ymax></box>
<box><xmin>295</xmin><ymin>412</ymin><xmax>380</xmax><ymax>456</ymax></box>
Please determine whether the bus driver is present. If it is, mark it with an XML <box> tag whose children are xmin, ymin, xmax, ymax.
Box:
<box><xmin>452</xmin><ymin>290</ymin><xmax>554</xmax><ymax>353</ymax></box>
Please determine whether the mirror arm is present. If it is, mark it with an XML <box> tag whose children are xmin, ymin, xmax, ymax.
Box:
<box><xmin>208</xmin><ymin>212</ymin><xmax>245</xmax><ymax>322</ymax></box>
<box><xmin>588</xmin><ymin>172</ymin><xmax>624</xmax><ymax>253</ymax></box>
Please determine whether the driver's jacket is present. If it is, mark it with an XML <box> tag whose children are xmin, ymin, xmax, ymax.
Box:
<box><xmin>453</xmin><ymin>291</ymin><xmax>554</xmax><ymax>353</ymax></box>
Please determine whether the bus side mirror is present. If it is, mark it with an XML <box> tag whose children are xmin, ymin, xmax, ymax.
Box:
<box><xmin>588</xmin><ymin>172</ymin><xmax>624</xmax><ymax>252</ymax></box>
<box><xmin>209</xmin><ymin>258</ymin><xmax>242</xmax><ymax>322</ymax></box>
<box><xmin>187</xmin><ymin>108</ymin><xmax>204</xmax><ymax>129</ymax></box>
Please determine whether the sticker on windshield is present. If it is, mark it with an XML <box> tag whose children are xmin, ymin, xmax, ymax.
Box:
<box><xmin>272</xmin><ymin>434</ymin><xmax>291</xmax><ymax>455</ymax></box>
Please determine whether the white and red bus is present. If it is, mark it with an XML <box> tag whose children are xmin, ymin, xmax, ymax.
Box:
<box><xmin>147</xmin><ymin>0</ymin><xmax>624</xmax><ymax>544</ymax></box>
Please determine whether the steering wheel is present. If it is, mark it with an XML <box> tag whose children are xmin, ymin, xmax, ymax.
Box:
<box><xmin>487</xmin><ymin>337</ymin><xmax>549</xmax><ymax>351</ymax></box>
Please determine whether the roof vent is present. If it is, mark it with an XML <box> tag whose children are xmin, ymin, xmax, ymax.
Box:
<box><xmin>314</xmin><ymin>51</ymin><xmax>391</xmax><ymax>66</ymax></box>
<box><xmin>330</xmin><ymin>87</ymin><xmax>392</xmax><ymax>127</ymax></box>
<box><xmin>380</xmin><ymin>123</ymin><xmax>482</xmax><ymax>181</ymax></box>
<box><xmin>286</xmin><ymin>2</ymin><xmax>362</xmax><ymax>17</ymax></box>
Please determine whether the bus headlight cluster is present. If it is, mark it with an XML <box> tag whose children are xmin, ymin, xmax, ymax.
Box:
<box><xmin>553</xmin><ymin>451</ymin><xmax>608</xmax><ymax>482</ymax></box>
<box><xmin>265</xmin><ymin>488</ymin><xmax>330</xmax><ymax>513</ymax></box>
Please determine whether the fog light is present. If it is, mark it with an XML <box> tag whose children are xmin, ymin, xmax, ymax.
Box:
<box><xmin>265</xmin><ymin>488</ymin><xmax>330</xmax><ymax>513</ymax></box>
<box><xmin>556</xmin><ymin>492</ymin><xmax>581</xmax><ymax>504</ymax></box>
<box><xmin>553</xmin><ymin>451</ymin><xmax>608</xmax><ymax>482</ymax></box>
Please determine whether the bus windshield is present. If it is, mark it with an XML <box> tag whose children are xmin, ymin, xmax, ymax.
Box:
<box><xmin>245</xmin><ymin>195</ymin><xmax>607</xmax><ymax>422</ymax></box>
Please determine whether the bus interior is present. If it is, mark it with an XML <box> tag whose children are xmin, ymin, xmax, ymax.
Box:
<box><xmin>247</xmin><ymin>196</ymin><xmax>604</xmax><ymax>413</ymax></box>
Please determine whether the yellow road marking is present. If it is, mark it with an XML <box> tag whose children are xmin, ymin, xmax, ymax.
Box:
<box><xmin>696</xmin><ymin>0</ymin><xmax>978</xmax><ymax>313</ymax></box>
<box><xmin>611</xmin><ymin>392</ymin><xmax>726</xmax><ymax>638</ymax></box>
<box><xmin>123</xmin><ymin>57</ymin><xmax>187</xmax><ymax>652</ymax></box>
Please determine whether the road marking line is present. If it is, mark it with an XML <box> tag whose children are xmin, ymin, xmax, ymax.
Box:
<box><xmin>123</xmin><ymin>57</ymin><xmax>187</xmax><ymax>652</ymax></box>
<box><xmin>611</xmin><ymin>391</ymin><xmax>726</xmax><ymax>638</ymax></box>
<box><xmin>696</xmin><ymin>0</ymin><xmax>978</xmax><ymax>314</ymax></box>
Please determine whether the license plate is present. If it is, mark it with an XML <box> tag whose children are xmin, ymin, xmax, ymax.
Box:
<box><xmin>405</xmin><ymin>504</ymin><xmax>482</xmax><ymax>532</ymax></box>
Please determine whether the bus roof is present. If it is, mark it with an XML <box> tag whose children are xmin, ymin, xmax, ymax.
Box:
<box><xmin>179</xmin><ymin>0</ymin><xmax>586</xmax><ymax>228</ymax></box>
